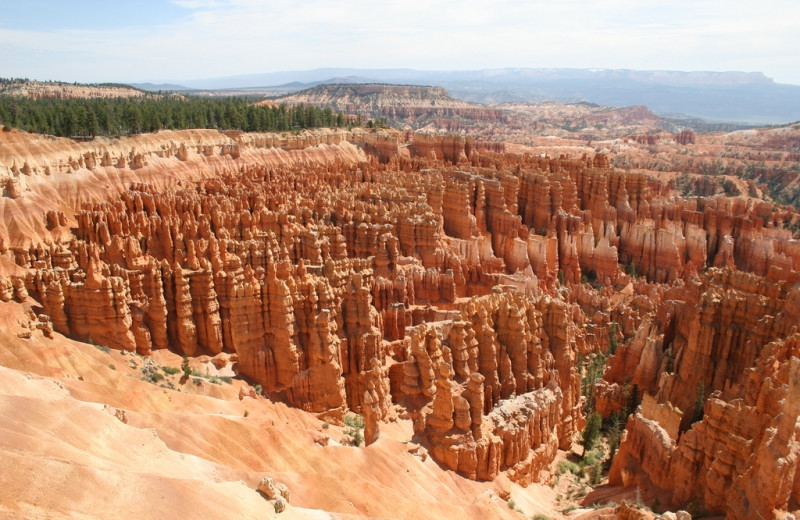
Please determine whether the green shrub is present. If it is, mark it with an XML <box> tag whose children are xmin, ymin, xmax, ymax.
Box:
<box><xmin>606</xmin><ymin>412</ymin><xmax>625</xmax><ymax>459</ymax></box>
<box><xmin>343</xmin><ymin>413</ymin><xmax>365</xmax><ymax>447</ymax></box>
<box><xmin>583</xmin><ymin>447</ymin><xmax>605</xmax><ymax>467</ymax></box>
<box><xmin>557</xmin><ymin>460</ymin><xmax>579</xmax><ymax>476</ymax></box>
<box><xmin>581</xmin><ymin>354</ymin><xmax>606</xmax><ymax>413</ymax></box>
<box><xmin>626</xmin><ymin>260</ymin><xmax>638</xmax><ymax>278</ymax></box>
<box><xmin>582</xmin><ymin>412</ymin><xmax>602</xmax><ymax>452</ymax></box>
<box><xmin>181</xmin><ymin>356</ymin><xmax>192</xmax><ymax>378</ymax></box>
<box><xmin>344</xmin><ymin>413</ymin><xmax>365</xmax><ymax>429</ymax></box>
<box><xmin>346</xmin><ymin>428</ymin><xmax>364</xmax><ymax>447</ymax></box>
<box><xmin>625</xmin><ymin>384</ymin><xmax>640</xmax><ymax>417</ymax></box>
<box><xmin>609</xmin><ymin>322</ymin><xmax>619</xmax><ymax>355</ymax></box>
<box><xmin>162</xmin><ymin>365</ymin><xmax>180</xmax><ymax>375</ymax></box>
<box><xmin>589</xmin><ymin>461</ymin><xmax>603</xmax><ymax>485</ymax></box>
<box><xmin>693</xmin><ymin>381</ymin><xmax>705</xmax><ymax>423</ymax></box>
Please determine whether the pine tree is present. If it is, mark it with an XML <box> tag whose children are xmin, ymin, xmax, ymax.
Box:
<box><xmin>582</xmin><ymin>411</ymin><xmax>602</xmax><ymax>453</ymax></box>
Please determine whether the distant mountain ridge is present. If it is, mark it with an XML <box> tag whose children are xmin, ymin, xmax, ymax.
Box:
<box><xmin>272</xmin><ymin>83</ymin><xmax>507</xmax><ymax>130</ymax></box>
<box><xmin>0</xmin><ymin>78</ymin><xmax>145</xmax><ymax>99</ymax></box>
<box><xmin>129</xmin><ymin>82</ymin><xmax>194</xmax><ymax>92</ymax></box>
<box><xmin>273</xmin><ymin>83</ymin><xmax>470</xmax><ymax>109</ymax></box>
<box><xmin>142</xmin><ymin>68</ymin><xmax>800</xmax><ymax>125</ymax></box>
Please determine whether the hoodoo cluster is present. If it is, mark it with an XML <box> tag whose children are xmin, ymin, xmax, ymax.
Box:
<box><xmin>1</xmin><ymin>127</ymin><xmax>799</xmax><ymax>518</ymax></box>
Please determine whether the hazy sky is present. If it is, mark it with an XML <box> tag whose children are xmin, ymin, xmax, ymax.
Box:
<box><xmin>2</xmin><ymin>0</ymin><xmax>799</xmax><ymax>85</ymax></box>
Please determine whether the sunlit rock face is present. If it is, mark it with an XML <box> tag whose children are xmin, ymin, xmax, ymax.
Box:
<box><xmin>3</xmin><ymin>126</ymin><xmax>800</xmax><ymax>502</ymax></box>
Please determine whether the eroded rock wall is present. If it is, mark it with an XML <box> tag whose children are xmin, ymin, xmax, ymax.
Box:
<box><xmin>4</xmin><ymin>127</ymin><xmax>800</xmax><ymax>496</ymax></box>
<box><xmin>606</xmin><ymin>269</ymin><xmax>800</xmax><ymax>518</ymax></box>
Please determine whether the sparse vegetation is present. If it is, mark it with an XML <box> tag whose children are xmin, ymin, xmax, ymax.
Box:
<box><xmin>181</xmin><ymin>356</ymin><xmax>202</xmax><ymax>378</ymax></box>
<box><xmin>582</xmin><ymin>412</ymin><xmax>603</xmax><ymax>452</ymax></box>
<box><xmin>651</xmin><ymin>497</ymin><xmax>661</xmax><ymax>513</ymax></box>
<box><xmin>693</xmin><ymin>381</ymin><xmax>706</xmax><ymax>424</ymax></box>
<box><xmin>344</xmin><ymin>413</ymin><xmax>365</xmax><ymax>429</ymax></box>
<box><xmin>146</xmin><ymin>371</ymin><xmax>165</xmax><ymax>384</ymax></box>
<box><xmin>347</xmin><ymin>429</ymin><xmax>364</xmax><ymax>447</ymax></box>
<box><xmin>625</xmin><ymin>383</ymin><xmax>640</xmax><ymax>417</ymax></box>
<box><xmin>92</xmin><ymin>342</ymin><xmax>110</xmax><ymax>354</ymax></box>
<box><xmin>605</xmin><ymin>412</ymin><xmax>626</xmax><ymax>462</ymax></box>
<box><xmin>366</xmin><ymin>117</ymin><xmax>389</xmax><ymax>129</ymax></box>
<box><xmin>665</xmin><ymin>346</ymin><xmax>675</xmax><ymax>373</ymax></box>
<box><xmin>343</xmin><ymin>413</ymin><xmax>365</xmax><ymax>447</ymax></box>
<box><xmin>557</xmin><ymin>460</ymin><xmax>583</xmax><ymax>479</ymax></box>
<box><xmin>557</xmin><ymin>444</ymin><xmax>609</xmax><ymax>493</ymax></box>
<box><xmin>626</xmin><ymin>260</ymin><xmax>638</xmax><ymax>279</ymax></box>
<box><xmin>580</xmin><ymin>354</ymin><xmax>606</xmax><ymax>413</ymax></box>
<box><xmin>675</xmin><ymin>172</ymin><xmax>694</xmax><ymax>196</ymax></box>
<box><xmin>608</xmin><ymin>322</ymin><xmax>618</xmax><ymax>355</ymax></box>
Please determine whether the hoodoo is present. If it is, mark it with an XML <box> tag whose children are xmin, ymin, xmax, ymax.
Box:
<box><xmin>1</xmin><ymin>104</ymin><xmax>800</xmax><ymax>519</ymax></box>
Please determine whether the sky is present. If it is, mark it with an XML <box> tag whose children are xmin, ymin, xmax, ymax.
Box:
<box><xmin>1</xmin><ymin>0</ymin><xmax>799</xmax><ymax>86</ymax></box>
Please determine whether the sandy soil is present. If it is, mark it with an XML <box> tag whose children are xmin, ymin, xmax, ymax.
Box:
<box><xmin>0</xmin><ymin>300</ymin><xmax>567</xmax><ymax>520</ymax></box>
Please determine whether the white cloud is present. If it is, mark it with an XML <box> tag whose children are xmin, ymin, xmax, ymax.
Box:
<box><xmin>169</xmin><ymin>0</ymin><xmax>225</xmax><ymax>9</ymax></box>
<box><xmin>2</xmin><ymin>0</ymin><xmax>799</xmax><ymax>84</ymax></box>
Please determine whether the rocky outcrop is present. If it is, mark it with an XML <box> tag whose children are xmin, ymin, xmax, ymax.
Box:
<box><xmin>395</xmin><ymin>290</ymin><xmax>581</xmax><ymax>484</ymax></box>
<box><xmin>408</xmin><ymin>133</ymin><xmax>471</xmax><ymax>163</ymax></box>
<box><xmin>674</xmin><ymin>130</ymin><xmax>696</xmax><ymax>145</ymax></box>
<box><xmin>608</xmin><ymin>270</ymin><xmax>800</xmax><ymax>518</ymax></box>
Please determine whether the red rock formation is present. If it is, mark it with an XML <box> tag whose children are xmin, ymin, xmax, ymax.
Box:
<box><xmin>395</xmin><ymin>290</ymin><xmax>581</xmax><ymax>483</ymax></box>
<box><xmin>674</xmin><ymin>130</ymin><xmax>696</xmax><ymax>145</ymax></box>
<box><xmin>608</xmin><ymin>269</ymin><xmax>800</xmax><ymax>517</ymax></box>
<box><xmin>5</xmin><ymin>125</ymin><xmax>800</xmax><ymax>500</ymax></box>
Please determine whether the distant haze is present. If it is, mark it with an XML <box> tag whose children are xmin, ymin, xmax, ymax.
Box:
<box><xmin>1</xmin><ymin>1</ymin><xmax>799</xmax><ymax>85</ymax></box>
<box><xmin>133</xmin><ymin>68</ymin><xmax>800</xmax><ymax>125</ymax></box>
